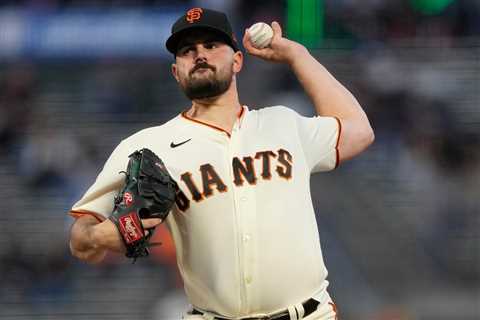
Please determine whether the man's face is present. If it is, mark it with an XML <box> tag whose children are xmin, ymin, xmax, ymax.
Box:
<box><xmin>172</xmin><ymin>30</ymin><xmax>242</xmax><ymax>100</ymax></box>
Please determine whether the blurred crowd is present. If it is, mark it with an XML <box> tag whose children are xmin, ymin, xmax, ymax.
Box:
<box><xmin>1</xmin><ymin>1</ymin><xmax>479</xmax><ymax>320</ymax></box>
<box><xmin>0</xmin><ymin>0</ymin><xmax>479</xmax><ymax>39</ymax></box>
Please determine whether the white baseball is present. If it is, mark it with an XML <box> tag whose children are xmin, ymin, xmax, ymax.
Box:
<box><xmin>247</xmin><ymin>22</ymin><xmax>274</xmax><ymax>49</ymax></box>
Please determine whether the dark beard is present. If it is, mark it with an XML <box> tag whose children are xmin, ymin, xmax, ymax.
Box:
<box><xmin>181</xmin><ymin>64</ymin><xmax>233</xmax><ymax>100</ymax></box>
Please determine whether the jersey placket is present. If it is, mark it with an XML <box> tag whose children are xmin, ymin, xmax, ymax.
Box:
<box><xmin>229</xmin><ymin>120</ymin><xmax>256</xmax><ymax>315</ymax></box>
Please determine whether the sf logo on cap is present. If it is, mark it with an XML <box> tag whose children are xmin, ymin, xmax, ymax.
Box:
<box><xmin>186</xmin><ymin>8</ymin><xmax>203</xmax><ymax>23</ymax></box>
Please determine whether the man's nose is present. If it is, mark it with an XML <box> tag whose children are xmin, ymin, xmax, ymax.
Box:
<box><xmin>193</xmin><ymin>45</ymin><xmax>208</xmax><ymax>63</ymax></box>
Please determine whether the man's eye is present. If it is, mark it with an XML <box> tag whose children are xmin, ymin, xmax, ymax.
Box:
<box><xmin>179</xmin><ymin>46</ymin><xmax>194</xmax><ymax>55</ymax></box>
<box><xmin>205</xmin><ymin>43</ymin><xmax>217</xmax><ymax>49</ymax></box>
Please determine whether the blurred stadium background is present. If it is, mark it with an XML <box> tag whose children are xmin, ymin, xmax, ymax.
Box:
<box><xmin>0</xmin><ymin>0</ymin><xmax>479</xmax><ymax>319</ymax></box>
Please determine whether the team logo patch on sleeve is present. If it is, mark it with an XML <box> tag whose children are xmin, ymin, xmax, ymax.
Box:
<box><xmin>119</xmin><ymin>213</ymin><xmax>143</xmax><ymax>244</ymax></box>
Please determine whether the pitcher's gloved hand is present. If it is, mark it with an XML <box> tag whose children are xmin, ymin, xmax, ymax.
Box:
<box><xmin>109</xmin><ymin>148</ymin><xmax>177</xmax><ymax>262</ymax></box>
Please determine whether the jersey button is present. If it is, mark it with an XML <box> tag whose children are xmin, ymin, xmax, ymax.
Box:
<box><xmin>243</xmin><ymin>234</ymin><xmax>250</xmax><ymax>242</ymax></box>
<box><xmin>245</xmin><ymin>276</ymin><xmax>252</xmax><ymax>284</ymax></box>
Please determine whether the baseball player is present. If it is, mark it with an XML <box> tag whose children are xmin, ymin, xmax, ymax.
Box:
<box><xmin>69</xmin><ymin>8</ymin><xmax>374</xmax><ymax>320</ymax></box>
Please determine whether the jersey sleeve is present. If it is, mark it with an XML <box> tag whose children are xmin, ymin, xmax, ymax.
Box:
<box><xmin>294</xmin><ymin>111</ymin><xmax>341</xmax><ymax>173</ymax></box>
<box><xmin>69</xmin><ymin>140</ymin><xmax>133</xmax><ymax>220</ymax></box>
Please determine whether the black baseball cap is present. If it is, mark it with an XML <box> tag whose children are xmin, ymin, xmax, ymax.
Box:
<box><xmin>166</xmin><ymin>8</ymin><xmax>239</xmax><ymax>55</ymax></box>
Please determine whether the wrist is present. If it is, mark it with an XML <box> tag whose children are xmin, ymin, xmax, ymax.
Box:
<box><xmin>285</xmin><ymin>42</ymin><xmax>308</xmax><ymax>65</ymax></box>
<box><xmin>92</xmin><ymin>218</ymin><xmax>125</xmax><ymax>253</ymax></box>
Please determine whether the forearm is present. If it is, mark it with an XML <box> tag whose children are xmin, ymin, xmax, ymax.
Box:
<box><xmin>69</xmin><ymin>211</ymin><xmax>162</xmax><ymax>264</ymax></box>
<box><xmin>288</xmin><ymin>45</ymin><xmax>365</xmax><ymax>120</ymax></box>
<box><xmin>69</xmin><ymin>215</ymin><xmax>112</xmax><ymax>264</ymax></box>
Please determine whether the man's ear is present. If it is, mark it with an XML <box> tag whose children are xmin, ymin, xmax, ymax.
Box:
<box><xmin>233</xmin><ymin>50</ymin><xmax>243</xmax><ymax>73</ymax></box>
<box><xmin>171</xmin><ymin>63</ymin><xmax>180</xmax><ymax>83</ymax></box>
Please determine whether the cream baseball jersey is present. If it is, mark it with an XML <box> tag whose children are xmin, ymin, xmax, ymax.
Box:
<box><xmin>70</xmin><ymin>106</ymin><xmax>340</xmax><ymax>318</ymax></box>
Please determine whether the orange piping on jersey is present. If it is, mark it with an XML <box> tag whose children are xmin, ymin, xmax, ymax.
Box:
<box><xmin>237</xmin><ymin>105</ymin><xmax>245</xmax><ymax>119</ymax></box>
<box><xmin>334</xmin><ymin>117</ymin><xmax>342</xmax><ymax>169</ymax></box>
<box><xmin>329</xmin><ymin>302</ymin><xmax>339</xmax><ymax>320</ymax></box>
<box><xmin>182</xmin><ymin>111</ymin><xmax>231</xmax><ymax>137</ymax></box>
<box><xmin>181</xmin><ymin>106</ymin><xmax>246</xmax><ymax>137</ymax></box>
<box><xmin>69</xmin><ymin>209</ymin><xmax>106</xmax><ymax>223</ymax></box>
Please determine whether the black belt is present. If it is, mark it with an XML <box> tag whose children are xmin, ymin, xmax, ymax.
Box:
<box><xmin>192</xmin><ymin>298</ymin><xmax>319</xmax><ymax>320</ymax></box>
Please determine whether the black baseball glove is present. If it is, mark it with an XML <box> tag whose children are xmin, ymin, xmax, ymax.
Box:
<box><xmin>109</xmin><ymin>148</ymin><xmax>177</xmax><ymax>261</ymax></box>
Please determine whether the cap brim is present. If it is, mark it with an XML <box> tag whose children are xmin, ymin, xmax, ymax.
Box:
<box><xmin>166</xmin><ymin>25</ymin><xmax>239</xmax><ymax>55</ymax></box>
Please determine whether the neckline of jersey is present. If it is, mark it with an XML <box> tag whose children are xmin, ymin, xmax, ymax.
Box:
<box><xmin>180</xmin><ymin>106</ymin><xmax>247</xmax><ymax>138</ymax></box>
